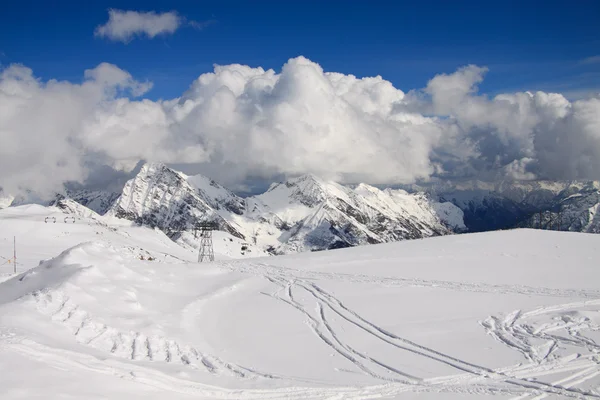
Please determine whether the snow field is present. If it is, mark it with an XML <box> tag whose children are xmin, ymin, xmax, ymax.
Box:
<box><xmin>0</xmin><ymin>205</ymin><xmax>599</xmax><ymax>398</ymax></box>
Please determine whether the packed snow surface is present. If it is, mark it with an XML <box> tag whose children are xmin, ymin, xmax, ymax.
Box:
<box><xmin>1</xmin><ymin>204</ymin><xmax>600</xmax><ymax>399</ymax></box>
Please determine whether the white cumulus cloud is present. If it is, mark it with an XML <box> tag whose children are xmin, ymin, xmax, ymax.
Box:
<box><xmin>0</xmin><ymin>63</ymin><xmax>152</xmax><ymax>196</ymax></box>
<box><xmin>1</xmin><ymin>56</ymin><xmax>599</xmax><ymax>198</ymax></box>
<box><xmin>95</xmin><ymin>9</ymin><xmax>182</xmax><ymax>42</ymax></box>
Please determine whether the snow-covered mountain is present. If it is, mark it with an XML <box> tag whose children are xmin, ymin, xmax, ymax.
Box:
<box><xmin>405</xmin><ymin>180</ymin><xmax>600</xmax><ymax>232</ymax></box>
<box><xmin>48</xmin><ymin>195</ymin><xmax>103</xmax><ymax>220</ymax></box>
<box><xmin>65</xmin><ymin>189</ymin><xmax>120</xmax><ymax>215</ymax></box>
<box><xmin>85</xmin><ymin>163</ymin><xmax>463</xmax><ymax>254</ymax></box>
<box><xmin>4</xmin><ymin>166</ymin><xmax>600</xmax><ymax>248</ymax></box>
<box><xmin>106</xmin><ymin>163</ymin><xmax>246</xmax><ymax>239</ymax></box>
<box><xmin>247</xmin><ymin>175</ymin><xmax>461</xmax><ymax>253</ymax></box>
<box><xmin>0</xmin><ymin>188</ymin><xmax>119</xmax><ymax>215</ymax></box>
<box><xmin>520</xmin><ymin>181</ymin><xmax>600</xmax><ymax>232</ymax></box>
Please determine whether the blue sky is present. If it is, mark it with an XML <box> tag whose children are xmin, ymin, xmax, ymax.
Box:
<box><xmin>1</xmin><ymin>0</ymin><xmax>599</xmax><ymax>100</ymax></box>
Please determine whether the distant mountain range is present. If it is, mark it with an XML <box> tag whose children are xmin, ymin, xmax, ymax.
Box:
<box><xmin>401</xmin><ymin>180</ymin><xmax>600</xmax><ymax>233</ymax></box>
<box><xmin>2</xmin><ymin>164</ymin><xmax>599</xmax><ymax>254</ymax></box>
<box><xmin>100</xmin><ymin>163</ymin><xmax>462</xmax><ymax>254</ymax></box>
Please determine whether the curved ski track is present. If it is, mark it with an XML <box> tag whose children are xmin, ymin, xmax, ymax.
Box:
<box><xmin>221</xmin><ymin>261</ymin><xmax>600</xmax><ymax>399</ymax></box>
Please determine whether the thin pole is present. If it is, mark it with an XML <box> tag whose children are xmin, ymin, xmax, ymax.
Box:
<box><xmin>13</xmin><ymin>236</ymin><xmax>16</xmax><ymax>274</ymax></box>
<box><xmin>559</xmin><ymin>211</ymin><xmax>562</xmax><ymax>231</ymax></box>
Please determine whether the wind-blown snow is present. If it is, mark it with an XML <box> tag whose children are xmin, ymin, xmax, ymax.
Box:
<box><xmin>1</xmin><ymin>203</ymin><xmax>599</xmax><ymax>398</ymax></box>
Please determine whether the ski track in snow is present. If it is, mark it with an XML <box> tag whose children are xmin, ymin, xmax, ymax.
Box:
<box><xmin>230</xmin><ymin>261</ymin><xmax>600</xmax><ymax>299</ymax></box>
<box><xmin>221</xmin><ymin>260</ymin><xmax>600</xmax><ymax>398</ymax></box>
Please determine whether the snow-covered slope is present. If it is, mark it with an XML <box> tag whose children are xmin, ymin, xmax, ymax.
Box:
<box><xmin>0</xmin><ymin>204</ymin><xmax>266</xmax><ymax>283</ymax></box>
<box><xmin>0</xmin><ymin>208</ymin><xmax>599</xmax><ymax>399</ymax></box>
<box><xmin>105</xmin><ymin>165</ymin><xmax>462</xmax><ymax>254</ymax></box>
<box><xmin>48</xmin><ymin>195</ymin><xmax>105</xmax><ymax>219</ymax></box>
<box><xmin>65</xmin><ymin>189</ymin><xmax>120</xmax><ymax>215</ymax></box>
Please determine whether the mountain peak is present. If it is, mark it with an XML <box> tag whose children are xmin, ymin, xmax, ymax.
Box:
<box><xmin>187</xmin><ymin>173</ymin><xmax>246</xmax><ymax>215</ymax></box>
<box><xmin>107</xmin><ymin>162</ymin><xmax>245</xmax><ymax>239</ymax></box>
<box><xmin>353</xmin><ymin>182</ymin><xmax>382</xmax><ymax>196</ymax></box>
<box><xmin>287</xmin><ymin>173</ymin><xmax>323</xmax><ymax>184</ymax></box>
<box><xmin>278</xmin><ymin>173</ymin><xmax>355</xmax><ymax>208</ymax></box>
<box><xmin>141</xmin><ymin>162</ymin><xmax>168</xmax><ymax>170</ymax></box>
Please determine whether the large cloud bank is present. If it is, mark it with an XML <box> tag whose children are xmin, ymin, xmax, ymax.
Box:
<box><xmin>1</xmin><ymin>56</ymin><xmax>599</xmax><ymax>196</ymax></box>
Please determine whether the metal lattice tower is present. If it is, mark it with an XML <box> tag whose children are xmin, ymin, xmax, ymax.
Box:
<box><xmin>196</xmin><ymin>222</ymin><xmax>217</xmax><ymax>262</ymax></box>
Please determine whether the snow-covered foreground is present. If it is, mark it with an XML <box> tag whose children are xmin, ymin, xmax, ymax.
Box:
<box><xmin>1</xmin><ymin>206</ymin><xmax>600</xmax><ymax>398</ymax></box>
